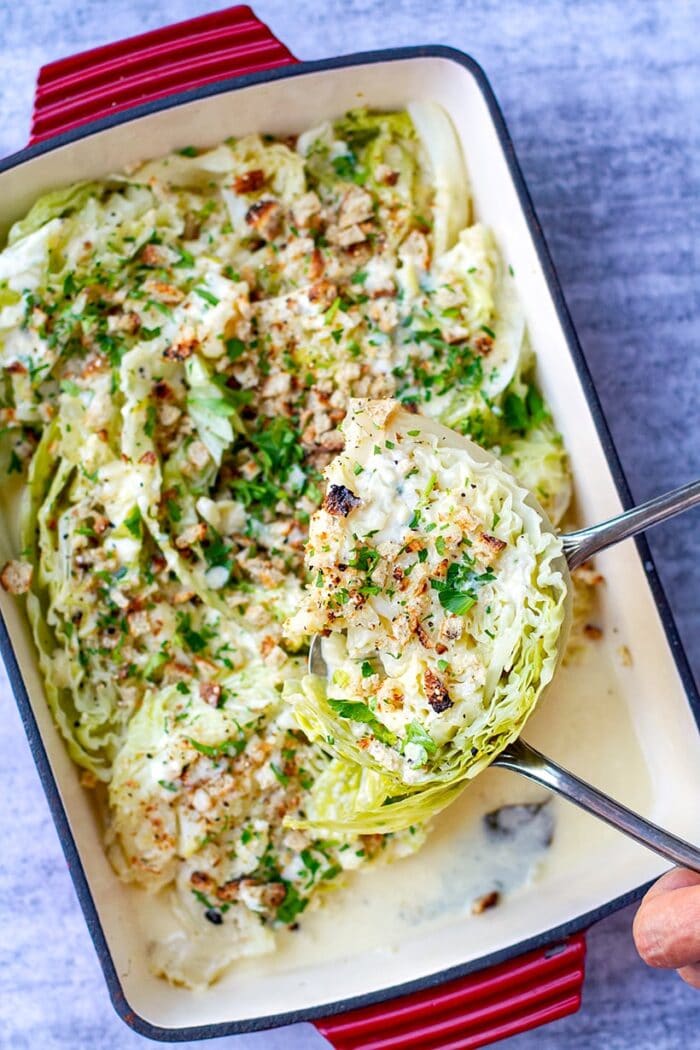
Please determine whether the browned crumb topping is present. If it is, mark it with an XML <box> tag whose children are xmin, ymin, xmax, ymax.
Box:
<box><xmin>323</xmin><ymin>484</ymin><xmax>361</xmax><ymax>517</ymax></box>
<box><xmin>0</xmin><ymin>559</ymin><xmax>32</xmax><ymax>595</ymax></box>
<box><xmin>424</xmin><ymin>667</ymin><xmax>453</xmax><ymax>713</ymax></box>
<box><xmin>472</xmin><ymin>890</ymin><xmax>501</xmax><ymax>914</ymax></box>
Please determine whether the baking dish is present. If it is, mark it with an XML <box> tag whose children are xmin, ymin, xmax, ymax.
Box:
<box><xmin>2</xmin><ymin>7</ymin><xmax>699</xmax><ymax>1047</ymax></box>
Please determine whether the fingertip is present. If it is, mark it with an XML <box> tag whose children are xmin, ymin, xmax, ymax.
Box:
<box><xmin>632</xmin><ymin>900</ymin><xmax>662</xmax><ymax>967</ymax></box>
<box><xmin>641</xmin><ymin>868</ymin><xmax>700</xmax><ymax>905</ymax></box>
<box><xmin>633</xmin><ymin>885</ymin><xmax>700</xmax><ymax>969</ymax></box>
<box><xmin>677</xmin><ymin>963</ymin><xmax>700</xmax><ymax>990</ymax></box>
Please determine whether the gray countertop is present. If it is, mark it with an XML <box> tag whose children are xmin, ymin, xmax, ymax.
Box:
<box><xmin>0</xmin><ymin>1</ymin><xmax>698</xmax><ymax>1047</ymax></box>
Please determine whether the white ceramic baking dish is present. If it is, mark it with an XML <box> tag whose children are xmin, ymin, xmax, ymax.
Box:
<box><xmin>2</xmin><ymin>7</ymin><xmax>698</xmax><ymax>1047</ymax></box>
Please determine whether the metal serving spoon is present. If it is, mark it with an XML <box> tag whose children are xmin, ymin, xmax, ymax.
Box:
<box><xmin>493</xmin><ymin>738</ymin><xmax>700</xmax><ymax>872</ymax></box>
<box><xmin>561</xmin><ymin>477</ymin><xmax>700</xmax><ymax>571</ymax></box>
<box><xmin>308</xmin><ymin>410</ymin><xmax>700</xmax><ymax>871</ymax></box>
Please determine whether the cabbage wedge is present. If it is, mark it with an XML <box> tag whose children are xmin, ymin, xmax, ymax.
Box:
<box><xmin>287</xmin><ymin>399</ymin><xmax>567</xmax><ymax>832</ymax></box>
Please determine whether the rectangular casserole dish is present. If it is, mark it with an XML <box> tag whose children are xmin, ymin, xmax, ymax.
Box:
<box><xmin>2</xmin><ymin>7</ymin><xmax>699</xmax><ymax>1046</ymax></box>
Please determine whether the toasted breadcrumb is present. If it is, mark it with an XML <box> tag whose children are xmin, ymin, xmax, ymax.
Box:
<box><xmin>472</xmin><ymin>890</ymin><xmax>501</xmax><ymax>914</ymax></box>
<box><xmin>0</xmin><ymin>559</ymin><xmax>32</xmax><ymax>594</ymax></box>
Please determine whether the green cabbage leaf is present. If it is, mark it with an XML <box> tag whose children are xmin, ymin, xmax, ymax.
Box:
<box><xmin>7</xmin><ymin>182</ymin><xmax>103</xmax><ymax>245</ymax></box>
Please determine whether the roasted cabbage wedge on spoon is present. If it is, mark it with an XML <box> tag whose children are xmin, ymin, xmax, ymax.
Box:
<box><xmin>287</xmin><ymin>400</ymin><xmax>700</xmax><ymax>839</ymax></box>
<box><xmin>285</xmin><ymin>398</ymin><xmax>568</xmax><ymax>832</ymax></box>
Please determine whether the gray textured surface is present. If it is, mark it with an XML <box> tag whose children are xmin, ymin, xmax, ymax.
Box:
<box><xmin>0</xmin><ymin>1</ymin><xmax>698</xmax><ymax>1047</ymax></box>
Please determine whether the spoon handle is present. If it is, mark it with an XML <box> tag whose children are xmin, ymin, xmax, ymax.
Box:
<box><xmin>562</xmin><ymin>479</ymin><xmax>700</xmax><ymax>571</ymax></box>
<box><xmin>494</xmin><ymin>738</ymin><xmax>700</xmax><ymax>872</ymax></box>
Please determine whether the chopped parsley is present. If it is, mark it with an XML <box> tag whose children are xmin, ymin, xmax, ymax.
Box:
<box><xmin>270</xmin><ymin>761</ymin><xmax>289</xmax><ymax>786</ymax></box>
<box><xmin>348</xmin><ymin>545</ymin><xmax>380</xmax><ymax>574</ymax></box>
<box><xmin>123</xmin><ymin>506</ymin><xmax>141</xmax><ymax>538</ymax></box>
<box><xmin>187</xmin><ymin>735</ymin><xmax>246</xmax><ymax>759</ymax></box>
<box><xmin>7</xmin><ymin>450</ymin><xmax>22</xmax><ymax>475</ymax></box>
<box><xmin>177</xmin><ymin>612</ymin><xmax>214</xmax><ymax>654</ymax></box>
<box><xmin>431</xmin><ymin>558</ymin><xmax>496</xmax><ymax>616</ymax></box>
<box><xmin>327</xmin><ymin>697</ymin><xmax>396</xmax><ymax>746</ymax></box>
<box><xmin>194</xmin><ymin>286</ymin><xmax>220</xmax><ymax>307</ymax></box>
<box><xmin>276</xmin><ymin>882</ymin><xmax>308</xmax><ymax>925</ymax></box>
<box><xmin>144</xmin><ymin>403</ymin><xmax>157</xmax><ymax>438</ymax></box>
<box><xmin>59</xmin><ymin>378</ymin><xmax>82</xmax><ymax>397</ymax></box>
<box><xmin>404</xmin><ymin>720</ymin><xmax>437</xmax><ymax>754</ymax></box>
<box><xmin>503</xmin><ymin>383</ymin><xmax>548</xmax><ymax>434</ymax></box>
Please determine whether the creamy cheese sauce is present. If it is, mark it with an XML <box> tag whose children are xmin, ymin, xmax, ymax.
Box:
<box><xmin>126</xmin><ymin>617</ymin><xmax>648</xmax><ymax>981</ymax></box>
